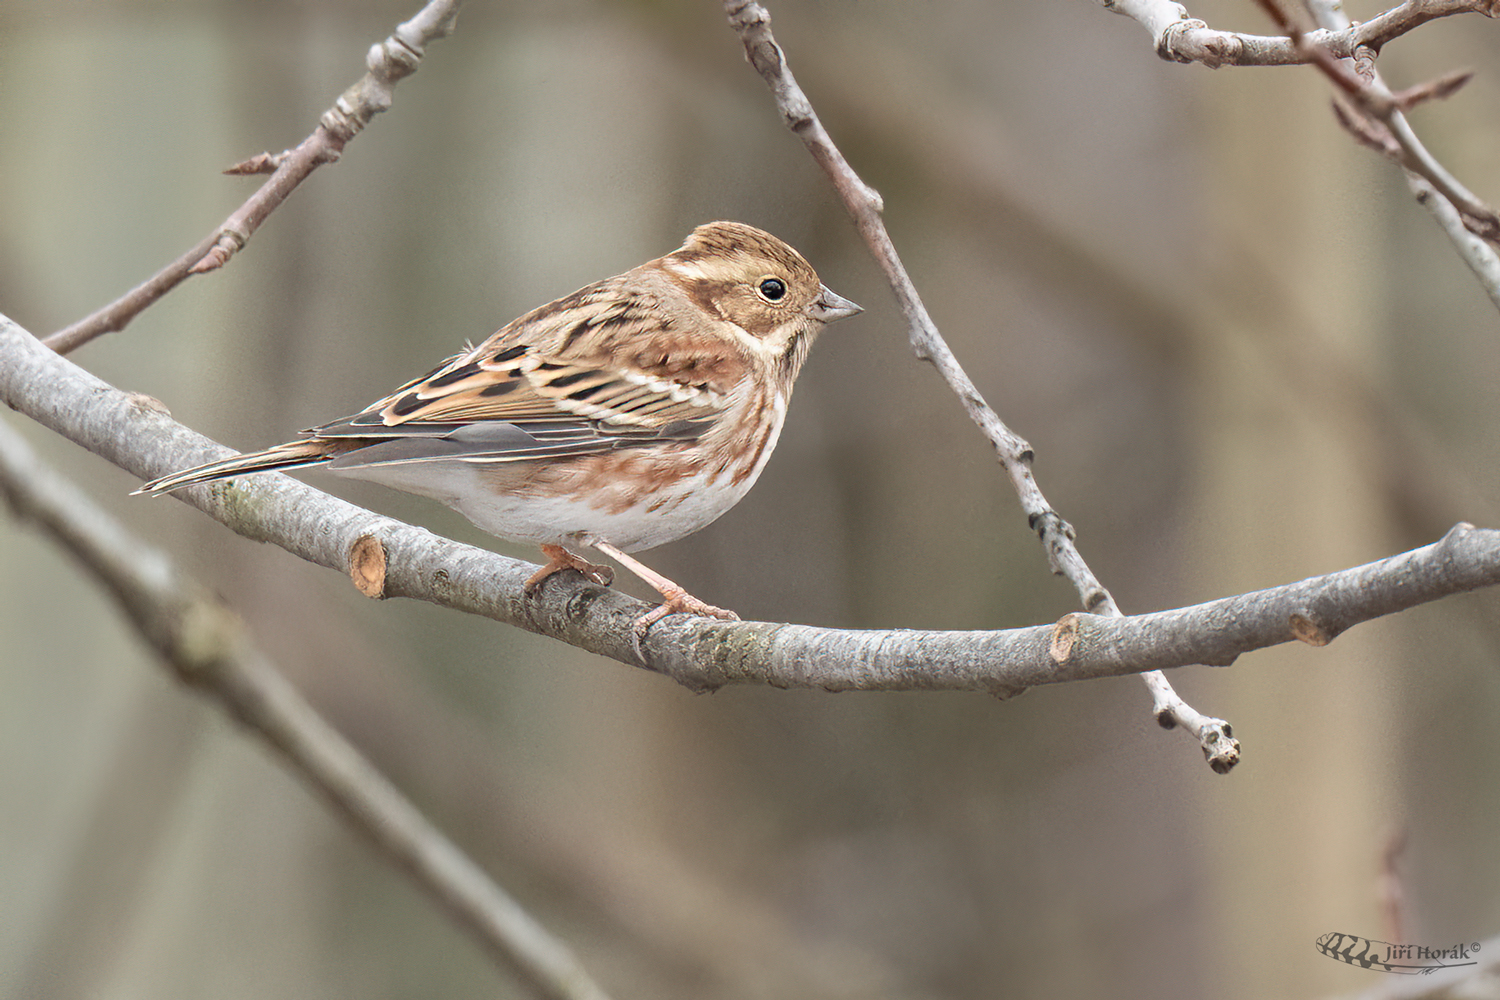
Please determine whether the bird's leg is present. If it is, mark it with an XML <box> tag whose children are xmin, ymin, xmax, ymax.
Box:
<box><xmin>525</xmin><ymin>543</ymin><xmax>614</xmax><ymax>593</ymax></box>
<box><xmin>585</xmin><ymin>537</ymin><xmax>740</xmax><ymax>637</ymax></box>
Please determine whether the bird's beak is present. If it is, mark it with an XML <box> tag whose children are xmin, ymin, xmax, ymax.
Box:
<box><xmin>810</xmin><ymin>285</ymin><xmax>863</xmax><ymax>323</ymax></box>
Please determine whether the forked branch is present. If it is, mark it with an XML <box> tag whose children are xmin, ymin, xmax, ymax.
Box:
<box><xmin>1099</xmin><ymin>0</ymin><xmax>1500</xmax><ymax>306</ymax></box>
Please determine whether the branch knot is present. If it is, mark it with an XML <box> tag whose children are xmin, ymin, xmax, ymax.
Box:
<box><xmin>1156</xmin><ymin>18</ymin><xmax>1214</xmax><ymax>64</ymax></box>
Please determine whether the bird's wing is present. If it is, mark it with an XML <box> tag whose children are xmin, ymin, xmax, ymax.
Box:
<box><xmin>309</xmin><ymin>300</ymin><xmax>741</xmax><ymax>468</ymax></box>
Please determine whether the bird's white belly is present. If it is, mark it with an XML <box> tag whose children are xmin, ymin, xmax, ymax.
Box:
<box><xmin>461</xmin><ymin>464</ymin><xmax>754</xmax><ymax>550</ymax></box>
<box><xmin>330</xmin><ymin>394</ymin><xmax>787</xmax><ymax>552</ymax></box>
<box><xmin>330</xmin><ymin>434</ymin><xmax>777</xmax><ymax>552</ymax></box>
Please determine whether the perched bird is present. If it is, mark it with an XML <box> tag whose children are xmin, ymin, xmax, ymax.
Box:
<box><xmin>137</xmin><ymin>221</ymin><xmax>861</xmax><ymax>634</ymax></box>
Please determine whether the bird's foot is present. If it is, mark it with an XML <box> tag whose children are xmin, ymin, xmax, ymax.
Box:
<box><xmin>633</xmin><ymin>590</ymin><xmax>740</xmax><ymax>640</ymax></box>
<box><xmin>525</xmin><ymin>544</ymin><xmax>615</xmax><ymax>594</ymax></box>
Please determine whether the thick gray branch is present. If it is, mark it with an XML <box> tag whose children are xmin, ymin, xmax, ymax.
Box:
<box><xmin>5</xmin><ymin>313</ymin><xmax>1498</xmax><ymax>701</ymax></box>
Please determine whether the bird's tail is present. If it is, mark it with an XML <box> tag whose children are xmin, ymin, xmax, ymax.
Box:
<box><xmin>133</xmin><ymin>440</ymin><xmax>346</xmax><ymax>496</ymax></box>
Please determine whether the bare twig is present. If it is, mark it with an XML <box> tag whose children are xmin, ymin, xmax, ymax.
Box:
<box><xmin>721</xmin><ymin>1</ymin><xmax>1238</xmax><ymax>769</ymax></box>
<box><xmin>1099</xmin><ymin>0</ymin><xmax>1500</xmax><ymax>303</ymax></box>
<box><xmin>3</xmin><ymin>314</ymin><xmax>1498</xmax><ymax>708</ymax></box>
<box><xmin>43</xmin><ymin>0</ymin><xmax>463</xmax><ymax>356</ymax></box>
<box><xmin>1303</xmin><ymin>0</ymin><xmax>1500</xmax><ymax>309</ymax></box>
<box><xmin>1408</xmin><ymin>173</ymin><xmax>1500</xmax><ymax>310</ymax></box>
<box><xmin>1095</xmin><ymin>0</ymin><xmax>1498</xmax><ymax>68</ymax></box>
<box><xmin>1253</xmin><ymin>0</ymin><xmax>1500</xmax><ymax>245</ymax></box>
<box><xmin>0</xmin><ymin>417</ymin><xmax>613</xmax><ymax>1000</ymax></box>
<box><xmin>1392</xmin><ymin>68</ymin><xmax>1474</xmax><ymax>111</ymax></box>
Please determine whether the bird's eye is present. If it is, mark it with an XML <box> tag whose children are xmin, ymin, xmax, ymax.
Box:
<box><xmin>757</xmin><ymin>277</ymin><xmax>787</xmax><ymax>302</ymax></box>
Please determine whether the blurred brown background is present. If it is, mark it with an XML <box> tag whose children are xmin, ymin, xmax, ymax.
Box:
<box><xmin>3</xmin><ymin>1</ymin><xmax>1500</xmax><ymax>997</ymax></box>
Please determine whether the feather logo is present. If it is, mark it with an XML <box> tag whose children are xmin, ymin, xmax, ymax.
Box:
<box><xmin>1316</xmin><ymin>932</ymin><xmax>1480</xmax><ymax>974</ymax></box>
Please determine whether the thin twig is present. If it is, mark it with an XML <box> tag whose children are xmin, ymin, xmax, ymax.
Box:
<box><xmin>43</xmin><ymin>0</ymin><xmax>463</xmax><ymax>355</ymax></box>
<box><xmin>1102</xmin><ymin>0</ymin><xmax>1500</xmax><ymax>366</ymax></box>
<box><xmin>721</xmin><ymin>1</ymin><xmax>1238</xmax><ymax>769</ymax></box>
<box><xmin>0</xmin><ymin>417</ymin><xmax>614</xmax><ymax>1000</ymax></box>
<box><xmin>1253</xmin><ymin>0</ymin><xmax>1500</xmax><ymax>244</ymax></box>
<box><xmin>1392</xmin><ymin>68</ymin><xmax>1474</xmax><ymax>111</ymax></box>
<box><xmin>1408</xmin><ymin>173</ymin><xmax>1500</xmax><ymax>309</ymax></box>
<box><xmin>1096</xmin><ymin>0</ymin><xmax>1498</xmax><ymax>68</ymax></box>
<box><xmin>1103</xmin><ymin>0</ymin><xmax>1500</xmax><ymax>296</ymax></box>
<box><xmin>1304</xmin><ymin>0</ymin><xmax>1500</xmax><ymax>307</ymax></box>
